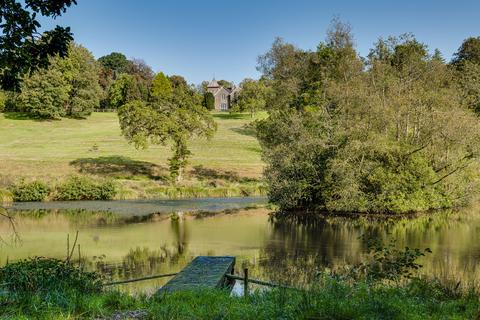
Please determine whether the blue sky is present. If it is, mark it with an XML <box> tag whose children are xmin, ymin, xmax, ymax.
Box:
<box><xmin>40</xmin><ymin>0</ymin><xmax>480</xmax><ymax>85</ymax></box>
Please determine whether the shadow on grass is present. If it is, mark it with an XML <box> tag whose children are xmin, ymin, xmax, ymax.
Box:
<box><xmin>70</xmin><ymin>156</ymin><xmax>168</xmax><ymax>181</ymax></box>
<box><xmin>230</xmin><ymin>126</ymin><xmax>257</xmax><ymax>137</ymax></box>
<box><xmin>190</xmin><ymin>165</ymin><xmax>258</xmax><ymax>183</ymax></box>
<box><xmin>3</xmin><ymin>112</ymin><xmax>43</xmax><ymax>121</ymax></box>
<box><xmin>212</xmin><ymin>112</ymin><xmax>248</xmax><ymax>120</ymax></box>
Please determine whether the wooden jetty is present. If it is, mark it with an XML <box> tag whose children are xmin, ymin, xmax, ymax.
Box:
<box><xmin>158</xmin><ymin>256</ymin><xmax>236</xmax><ymax>293</ymax></box>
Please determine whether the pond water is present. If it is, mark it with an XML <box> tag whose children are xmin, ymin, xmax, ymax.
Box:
<box><xmin>1</xmin><ymin>198</ymin><xmax>480</xmax><ymax>294</ymax></box>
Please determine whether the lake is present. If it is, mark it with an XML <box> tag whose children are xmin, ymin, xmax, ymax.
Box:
<box><xmin>1</xmin><ymin>198</ymin><xmax>480</xmax><ymax>293</ymax></box>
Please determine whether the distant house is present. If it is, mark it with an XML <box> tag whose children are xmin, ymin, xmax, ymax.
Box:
<box><xmin>206</xmin><ymin>79</ymin><xmax>240</xmax><ymax>111</ymax></box>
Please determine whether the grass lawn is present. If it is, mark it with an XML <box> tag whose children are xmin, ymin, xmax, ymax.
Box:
<box><xmin>0</xmin><ymin>111</ymin><xmax>266</xmax><ymax>199</ymax></box>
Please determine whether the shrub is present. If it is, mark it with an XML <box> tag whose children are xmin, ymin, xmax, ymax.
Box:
<box><xmin>10</xmin><ymin>180</ymin><xmax>50</xmax><ymax>202</ymax></box>
<box><xmin>0</xmin><ymin>257</ymin><xmax>102</xmax><ymax>296</ymax></box>
<box><xmin>56</xmin><ymin>176</ymin><xmax>117</xmax><ymax>200</ymax></box>
<box><xmin>0</xmin><ymin>90</ymin><xmax>6</xmax><ymax>112</ymax></box>
<box><xmin>0</xmin><ymin>188</ymin><xmax>13</xmax><ymax>203</ymax></box>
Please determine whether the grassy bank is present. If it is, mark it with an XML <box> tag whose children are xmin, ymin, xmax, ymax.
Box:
<box><xmin>0</xmin><ymin>112</ymin><xmax>266</xmax><ymax>201</ymax></box>
<box><xmin>1</xmin><ymin>277</ymin><xmax>479</xmax><ymax>319</ymax></box>
<box><xmin>1</xmin><ymin>250</ymin><xmax>479</xmax><ymax>319</ymax></box>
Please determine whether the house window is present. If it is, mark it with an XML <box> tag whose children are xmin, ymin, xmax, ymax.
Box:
<box><xmin>222</xmin><ymin>94</ymin><xmax>226</xmax><ymax>100</ymax></box>
<box><xmin>221</xmin><ymin>103</ymin><xmax>227</xmax><ymax>110</ymax></box>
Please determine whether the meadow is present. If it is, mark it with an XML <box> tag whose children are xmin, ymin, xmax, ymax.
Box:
<box><xmin>0</xmin><ymin>112</ymin><xmax>266</xmax><ymax>200</ymax></box>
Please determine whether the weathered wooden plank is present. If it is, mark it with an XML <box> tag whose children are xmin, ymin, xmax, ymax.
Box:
<box><xmin>158</xmin><ymin>256</ymin><xmax>235</xmax><ymax>293</ymax></box>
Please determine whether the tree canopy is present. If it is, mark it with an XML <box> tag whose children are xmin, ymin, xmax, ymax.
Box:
<box><xmin>0</xmin><ymin>0</ymin><xmax>77</xmax><ymax>90</ymax></box>
<box><xmin>118</xmin><ymin>73</ymin><xmax>217</xmax><ymax>181</ymax></box>
<box><xmin>256</xmin><ymin>21</ymin><xmax>480</xmax><ymax>216</ymax></box>
<box><xmin>19</xmin><ymin>43</ymin><xmax>101</xmax><ymax>119</ymax></box>
<box><xmin>232</xmin><ymin>78</ymin><xmax>269</xmax><ymax>117</ymax></box>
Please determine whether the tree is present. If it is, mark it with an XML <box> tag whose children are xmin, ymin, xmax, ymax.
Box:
<box><xmin>232</xmin><ymin>78</ymin><xmax>268</xmax><ymax>117</ymax></box>
<box><xmin>58</xmin><ymin>44</ymin><xmax>102</xmax><ymax>118</ymax></box>
<box><xmin>452</xmin><ymin>37</ymin><xmax>480</xmax><ymax>68</ymax></box>
<box><xmin>203</xmin><ymin>92</ymin><xmax>215</xmax><ymax>110</ymax></box>
<box><xmin>98</xmin><ymin>52</ymin><xmax>130</xmax><ymax>75</ymax></box>
<box><xmin>107</xmin><ymin>74</ymin><xmax>142</xmax><ymax>109</ymax></box>
<box><xmin>217</xmin><ymin>80</ymin><xmax>233</xmax><ymax>89</ymax></box>
<box><xmin>18</xmin><ymin>64</ymin><xmax>69</xmax><ymax>118</ymax></box>
<box><xmin>18</xmin><ymin>43</ymin><xmax>101</xmax><ymax>119</ymax></box>
<box><xmin>125</xmin><ymin>58</ymin><xmax>153</xmax><ymax>100</ymax></box>
<box><xmin>151</xmin><ymin>72</ymin><xmax>173</xmax><ymax>101</ymax></box>
<box><xmin>256</xmin><ymin>24</ymin><xmax>480</xmax><ymax>215</ymax></box>
<box><xmin>0</xmin><ymin>0</ymin><xmax>77</xmax><ymax>90</ymax></box>
<box><xmin>118</xmin><ymin>75</ymin><xmax>217</xmax><ymax>181</ymax></box>
<box><xmin>453</xmin><ymin>37</ymin><xmax>480</xmax><ymax>113</ymax></box>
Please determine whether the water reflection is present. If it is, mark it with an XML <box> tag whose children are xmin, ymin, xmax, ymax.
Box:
<box><xmin>1</xmin><ymin>206</ymin><xmax>480</xmax><ymax>293</ymax></box>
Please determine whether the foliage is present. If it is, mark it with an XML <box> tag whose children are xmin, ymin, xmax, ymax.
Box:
<box><xmin>452</xmin><ymin>36</ymin><xmax>480</xmax><ymax>68</ymax></box>
<box><xmin>0</xmin><ymin>257</ymin><xmax>101</xmax><ymax>297</ymax></box>
<box><xmin>98</xmin><ymin>55</ymin><xmax>153</xmax><ymax>108</ymax></box>
<box><xmin>257</xmin><ymin>22</ymin><xmax>480</xmax><ymax>215</ymax></box>
<box><xmin>203</xmin><ymin>91</ymin><xmax>215</xmax><ymax>110</ymax></box>
<box><xmin>0</xmin><ymin>187</ymin><xmax>13</xmax><ymax>203</ymax></box>
<box><xmin>10</xmin><ymin>180</ymin><xmax>50</xmax><ymax>202</ymax></box>
<box><xmin>119</xmin><ymin>75</ymin><xmax>217</xmax><ymax>181</ymax></box>
<box><xmin>98</xmin><ymin>52</ymin><xmax>130</xmax><ymax>74</ymax></box>
<box><xmin>0</xmin><ymin>90</ymin><xmax>6</xmax><ymax>112</ymax></box>
<box><xmin>348</xmin><ymin>236</ymin><xmax>432</xmax><ymax>282</ymax></box>
<box><xmin>150</xmin><ymin>72</ymin><xmax>173</xmax><ymax>100</ymax></box>
<box><xmin>18</xmin><ymin>63</ymin><xmax>69</xmax><ymax>118</ymax></box>
<box><xmin>454</xmin><ymin>57</ymin><xmax>480</xmax><ymax>113</ymax></box>
<box><xmin>0</xmin><ymin>0</ymin><xmax>76</xmax><ymax>90</ymax></box>
<box><xmin>107</xmin><ymin>73</ymin><xmax>142</xmax><ymax>109</ymax></box>
<box><xmin>18</xmin><ymin>43</ymin><xmax>101</xmax><ymax>119</ymax></box>
<box><xmin>232</xmin><ymin>78</ymin><xmax>269</xmax><ymax>117</ymax></box>
<box><xmin>56</xmin><ymin>176</ymin><xmax>117</xmax><ymax>201</ymax></box>
<box><xmin>217</xmin><ymin>79</ymin><xmax>233</xmax><ymax>89</ymax></box>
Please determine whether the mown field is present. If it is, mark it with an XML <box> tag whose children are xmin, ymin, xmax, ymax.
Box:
<box><xmin>0</xmin><ymin>112</ymin><xmax>266</xmax><ymax>199</ymax></box>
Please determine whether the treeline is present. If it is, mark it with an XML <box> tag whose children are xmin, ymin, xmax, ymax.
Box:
<box><xmin>256</xmin><ymin>20</ymin><xmax>480</xmax><ymax>215</ymax></box>
<box><xmin>0</xmin><ymin>45</ymin><xmax>213</xmax><ymax>119</ymax></box>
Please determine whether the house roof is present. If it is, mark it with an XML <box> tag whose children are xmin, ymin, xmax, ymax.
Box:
<box><xmin>207</xmin><ymin>79</ymin><xmax>220</xmax><ymax>88</ymax></box>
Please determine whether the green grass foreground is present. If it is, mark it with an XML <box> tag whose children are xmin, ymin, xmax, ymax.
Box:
<box><xmin>0</xmin><ymin>112</ymin><xmax>266</xmax><ymax>200</ymax></box>
<box><xmin>1</xmin><ymin>278</ymin><xmax>479</xmax><ymax>319</ymax></box>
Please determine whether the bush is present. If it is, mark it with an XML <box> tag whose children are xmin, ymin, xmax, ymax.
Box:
<box><xmin>0</xmin><ymin>90</ymin><xmax>6</xmax><ymax>112</ymax></box>
<box><xmin>10</xmin><ymin>180</ymin><xmax>50</xmax><ymax>202</ymax></box>
<box><xmin>0</xmin><ymin>257</ymin><xmax>102</xmax><ymax>296</ymax></box>
<box><xmin>56</xmin><ymin>176</ymin><xmax>117</xmax><ymax>200</ymax></box>
<box><xmin>204</xmin><ymin>92</ymin><xmax>215</xmax><ymax>110</ymax></box>
<box><xmin>0</xmin><ymin>188</ymin><xmax>13</xmax><ymax>203</ymax></box>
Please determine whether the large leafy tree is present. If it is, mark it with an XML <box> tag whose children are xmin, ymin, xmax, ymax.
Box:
<box><xmin>19</xmin><ymin>43</ymin><xmax>101</xmax><ymax>118</ymax></box>
<box><xmin>118</xmin><ymin>75</ymin><xmax>216</xmax><ymax>181</ymax></box>
<box><xmin>452</xmin><ymin>37</ymin><xmax>480</xmax><ymax>68</ymax></box>
<box><xmin>107</xmin><ymin>73</ymin><xmax>142</xmax><ymax>109</ymax></box>
<box><xmin>18</xmin><ymin>63</ymin><xmax>69</xmax><ymax>118</ymax></box>
<box><xmin>0</xmin><ymin>0</ymin><xmax>77</xmax><ymax>90</ymax></box>
<box><xmin>257</xmin><ymin>22</ymin><xmax>480</xmax><ymax>215</ymax></box>
<box><xmin>98</xmin><ymin>52</ymin><xmax>130</xmax><ymax>75</ymax></box>
<box><xmin>59</xmin><ymin>44</ymin><xmax>102</xmax><ymax>117</ymax></box>
<box><xmin>151</xmin><ymin>72</ymin><xmax>173</xmax><ymax>100</ymax></box>
<box><xmin>232</xmin><ymin>78</ymin><xmax>269</xmax><ymax>117</ymax></box>
<box><xmin>453</xmin><ymin>37</ymin><xmax>480</xmax><ymax>113</ymax></box>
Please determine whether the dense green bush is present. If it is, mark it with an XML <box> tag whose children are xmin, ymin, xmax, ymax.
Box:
<box><xmin>0</xmin><ymin>257</ymin><xmax>101</xmax><ymax>296</ymax></box>
<box><xmin>56</xmin><ymin>176</ymin><xmax>117</xmax><ymax>200</ymax></box>
<box><xmin>10</xmin><ymin>180</ymin><xmax>50</xmax><ymax>202</ymax></box>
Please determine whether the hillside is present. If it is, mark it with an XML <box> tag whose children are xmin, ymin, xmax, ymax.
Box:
<box><xmin>0</xmin><ymin>112</ymin><xmax>265</xmax><ymax>199</ymax></box>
